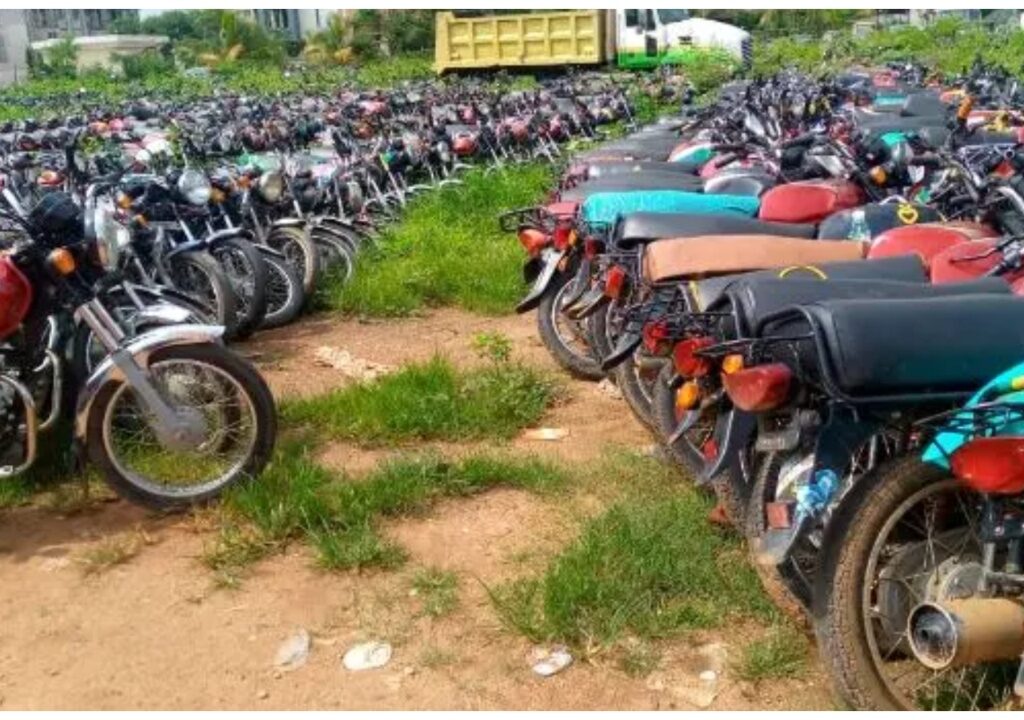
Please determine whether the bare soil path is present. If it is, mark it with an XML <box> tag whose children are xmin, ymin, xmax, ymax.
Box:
<box><xmin>0</xmin><ymin>309</ymin><xmax>834</xmax><ymax>710</ymax></box>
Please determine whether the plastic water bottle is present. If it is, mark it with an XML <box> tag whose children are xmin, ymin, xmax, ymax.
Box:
<box><xmin>849</xmin><ymin>209</ymin><xmax>871</xmax><ymax>241</ymax></box>
<box><xmin>795</xmin><ymin>469</ymin><xmax>839</xmax><ymax>521</ymax></box>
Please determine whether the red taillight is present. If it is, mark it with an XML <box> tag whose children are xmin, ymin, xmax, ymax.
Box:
<box><xmin>518</xmin><ymin>228</ymin><xmax>549</xmax><ymax>258</ymax></box>
<box><xmin>584</xmin><ymin>237</ymin><xmax>604</xmax><ymax>259</ymax></box>
<box><xmin>604</xmin><ymin>265</ymin><xmax>627</xmax><ymax>299</ymax></box>
<box><xmin>721</xmin><ymin>363</ymin><xmax>792</xmax><ymax>412</ymax></box>
<box><xmin>553</xmin><ymin>224</ymin><xmax>572</xmax><ymax>251</ymax></box>
<box><xmin>672</xmin><ymin>336</ymin><xmax>714</xmax><ymax>378</ymax></box>
<box><xmin>950</xmin><ymin>437</ymin><xmax>1024</xmax><ymax>495</ymax></box>
<box><xmin>642</xmin><ymin>321</ymin><xmax>671</xmax><ymax>356</ymax></box>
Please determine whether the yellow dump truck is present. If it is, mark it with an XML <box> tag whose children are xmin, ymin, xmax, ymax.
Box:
<box><xmin>434</xmin><ymin>10</ymin><xmax>751</xmax><ymax>74</ymax></box>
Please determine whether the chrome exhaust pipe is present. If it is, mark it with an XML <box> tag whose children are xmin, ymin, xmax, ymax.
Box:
<box><xmin>908</xmin><ymin>599</ymin><xmax>1024</xmax><ymax>670</ymax></box>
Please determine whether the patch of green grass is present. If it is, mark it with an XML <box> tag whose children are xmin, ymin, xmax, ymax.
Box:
<box><xmin>619</xmin><ymin>638</ymin><xmax>662</xmax><ymax>678</ymax></box>
<box><xmin>77</xmin><ymin>529</ymin><xmax>151</xmax><ymax>576</ymax></box>
<box><xmin>735</xmin><ymin>624</ymin><xmax>809</xmax><ymax>683</ymax></box>
<box><xmin>412</xmin><ymin>567</ymin><xmax>459</xmax><ymax>617</ymax></box>
<box><xmin>489</xmin><ymin>455</ymin><xmax>772</xmax><ymax>650</ymax></box>
<box><xmin>419</xmin><ymin>645</ymin><xmax>458</xmax><ymax>669</ymax></box>
<box><xmin>281</xmin><ymin>355</ymin><xmax>556</xmax><ymax>446</ymax></box>
<box><xmin>321</xmin><ymin>165</ymin><xmax>553</xmax><ymax>317</ymax></box>
<box><xmin>205</xmin><ymin>442</ymin><xmax>567</xmax><ymax>579</ymax></box>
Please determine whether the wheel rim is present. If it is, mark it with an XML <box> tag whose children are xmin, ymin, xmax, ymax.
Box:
<box><xmin>862</xmin><ymin>478</ymin><xmax>1018</xmax><ymax>710</ymax></box>
<box><xmin>551</xmin><ymin>278</ymin><xmax>596</xmax><ymax>362</ymax></box>
<box><xmin>171</xmin><ymin>259</ymin><xmax>221</xmax><ymax>318</ymax></box>
<box><xmin>264</xmin><ymin>261</ymin><xmax>295</xmax><ymax>314</ymax></box>
<box><xmin>216</xmin><ymin>247</ymin><xmax>255</xmax><ymax>318</ymax></box>
<box><xmin>101</xmin><ymin>358</ymin><xmax>258</xmax><ymax>498</ymax></box>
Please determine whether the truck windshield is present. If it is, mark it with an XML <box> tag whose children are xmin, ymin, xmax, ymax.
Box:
<box><xmin>657</xmin><ymin>10</ymin><xmax>689</xmax><ymax>24</ymax></box>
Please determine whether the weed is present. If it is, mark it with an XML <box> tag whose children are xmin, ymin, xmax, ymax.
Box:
<box><xmin>471</xmin><ymin>331</ymin><xmax>513</xmax><ymax>364</ymax></box>
<box><xmin>77</xmin><ymin>528</ymin><xmax>151</xmax><ymax>575</ymax></box>
<box><xmin>321</xmin><ymin>165</ymin><xmax>553</xmax><ymax>316</ymax></box>
<box><xmin>490</xmin><ymin>470</ymin><xmax>772</xmax><ymax>648</ymax></box>
<box><xmin>619</xmin><ymin>638</ymin><xmax>662</xmax><ymax>678</ymax></box>
<box><xmin>204</xmin><ymin>446</ymin><xmax>567</xmax><ymax>580</ymax></box>
<box><xmin>735</xmin><ymin>624</ymin><xmax>809</xmax><ymax>683</ymax></box>
<box><xmin>412</xmin><ymin>567</ymin><xmax>459</xmax><ymax>617</ymax></box>
<box><xmin>281</xmin><ymin>355</ymin><xmax>555</xmax><ymax>445</ymax></box>
<box><xmin>419</xmin><ymin>645</ymin><xmax>458</xmax><ymax>669</ymax></box>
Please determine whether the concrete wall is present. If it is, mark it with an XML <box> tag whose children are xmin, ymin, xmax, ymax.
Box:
<box><xmin>0</xmin><ymin>10</ymin><xmax>30</xmax><ymax>87</ymax></box>
<box><xmin>31</xmin><ymin>35</ymin><xmax>169</xmax><ymax>74</ymax></box>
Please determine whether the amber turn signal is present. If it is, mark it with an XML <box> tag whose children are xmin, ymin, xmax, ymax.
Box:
<box><xmin>722</xmin><ymin>354</ymin><xmax>745</xmax><ymax>375</ymax></box>
<box><xmin>47</xmin><ymin>248</ymin><xmax>76</xmax><ymax>276</ymax></box>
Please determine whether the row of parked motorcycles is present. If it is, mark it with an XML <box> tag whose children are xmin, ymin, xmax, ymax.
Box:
<box><xmin>0</xmin><ymin>74</ymin><xmax>637</xmax><ymax>510</ymax></box>
<box><xmin>509</xmin><ymin>64</ymin><xmax>1024</xmax><ymax>710</ymax></box>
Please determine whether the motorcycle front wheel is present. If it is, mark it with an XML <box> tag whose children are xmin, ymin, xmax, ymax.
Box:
<box><xmin>85</xmin><ymin>343</ymin><xmax>276</xmax><ymax>510</ymax></box>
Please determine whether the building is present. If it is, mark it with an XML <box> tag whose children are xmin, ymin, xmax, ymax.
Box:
<box><xmin>246</xmin><ymin>9</ymin><xmax>345</xmax><ymax>40</ymax></box>
<box><xmin>24</xmin><ymin>9</ymin><xmax>138</xmax><ymax>42</ymax></box>
<box><xmin>0</xmin><ymin>9</ymin><xmax>139</xmax><ymax>86</ymax></box>
<box><xmin>30</xmin><ymin>34</ymin><xmax>169</xmax><ymax>74</ymax></box>
<box><xmin>0</xmin><ymin>10</ymin><xmax>31</xmax><ymax>86</ymax></box>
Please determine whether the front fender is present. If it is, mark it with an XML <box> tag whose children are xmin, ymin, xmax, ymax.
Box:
<box><xmin>74</xmin><ymin>324</ymin><xmax>225</xmax><ymax>442</ymax></box>
<box><xmin>515</xmin><ymin>248</ymin><xmax>564</xmax><ymax>314</ymax></box>
<box><xmin>272</xmin><ymin>217</ymin><xmax>306</xmax><ymax>229</ymax></box>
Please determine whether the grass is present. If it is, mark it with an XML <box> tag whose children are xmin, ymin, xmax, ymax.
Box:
<box><xmin>735</xmin><ymin>624</ymin><xmax>809</xmax><ymax>683</ymax></box>
<box><xmin>320</xmin><ymin>165</ymin><xmax>554</xmax><ymax>317</ymax></box>
<box><xmin>411</xmin><ymin>567</ymin><xmax>460</xmax><ymax>618</ymax></box>
<box><xmin>202</xmin><ymin>441</ymin><xmax>568</xmax><ymax>581</ymax></box>
<box><xmin>419</xmin><ymin>645</ymin><xmax>458</xmax><ymax>669</ymax></box>
<box><xmin>619</xmin><ymin>638</ymin><xmax>662</xmax><ymax>678</ymax></box>
<box><xmin>281</xmin><ymin>355</ymin><xmax>557</xmax><ymax>446</ymax></box>
<box><xmin>76</xmin><ymin>529</ymin><xmax>151</xmax><ymax>576</ymax></box>
<box><xmin>489</xmin><ymin>454</ymin><xmax>773</xmax><ymax>651</ymax></box>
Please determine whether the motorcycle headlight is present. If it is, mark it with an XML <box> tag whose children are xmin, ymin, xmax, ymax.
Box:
<box><xmin>258</xmin><ymin>171</ymin><xmax>284</xmax><ymax>203</ymax></box>
<box><xmin>94</xmin><ymin>202</ymin><xmax>131</xmax><ymax>271</ymax></box>
<box><xmin>177</xmin><ymin>168</ymin><xmax>211</xmax><ymax>206</ymax></box>
<box><xmin>346</xmin><ymin>180</ymin><xmax>364</xmax><ymax>214</ymax></box>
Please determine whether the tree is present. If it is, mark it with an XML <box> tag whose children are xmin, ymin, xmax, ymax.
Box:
<box><xmin>30</xmin><ymin>35</ymin><xmax>79</xmax><ymax>79</ymax></box>
<box><xmin>303</xmin><ymin>13</ymin><xmax>353</xmax><ymax>64</ymax></box>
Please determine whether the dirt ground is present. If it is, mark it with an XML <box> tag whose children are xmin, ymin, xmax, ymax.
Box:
<box><xmin>0</xmin><ymin>309</ymin><xmax>835</xmax><ymax>710</ymax></box>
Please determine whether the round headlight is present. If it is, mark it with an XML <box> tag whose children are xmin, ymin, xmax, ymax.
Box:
<box><xmin>258</xmin><ymin>171</ymin><xmax>284</xmax><ymax>203</ymax></box>
<box><xmin>178</xmin><ymin>168</ymin><xmax>211</xmax><ymax>206</ymax></box>
<box><xmin>94</xmin><ymin>202</ymin><xmax>130</xmax><ymax>270</ymax></box>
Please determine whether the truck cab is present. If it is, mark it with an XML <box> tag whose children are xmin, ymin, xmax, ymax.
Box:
<box><xmin>615</xmin><ymin>9</ymin><xmax>751</xmax><ymax>69</ymax></box>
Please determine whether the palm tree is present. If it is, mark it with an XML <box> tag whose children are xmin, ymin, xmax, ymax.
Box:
<box><xmin>303</xmin><ymin>13</ymin><xmax>353</xmax><ymax>65</ymax></box>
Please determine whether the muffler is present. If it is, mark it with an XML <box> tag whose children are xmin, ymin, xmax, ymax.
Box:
<box><xmin>908</xmin><ymin>598</ymin><xmax>1024</xmax><ymax>670</ymax></box>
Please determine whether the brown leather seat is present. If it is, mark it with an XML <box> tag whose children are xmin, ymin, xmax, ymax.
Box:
<box><xmin>642</xmin><ymin>235</ymin><xmax>867</xmax><ymax>283</ymax></box>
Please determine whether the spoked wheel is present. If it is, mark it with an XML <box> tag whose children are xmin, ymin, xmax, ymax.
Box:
<box><xmin>815</xmin><ymin>458</ymin><xmax>1022</xmax><ymax>710</ymax></box>
<box><xmin>310</xmin><ymin>228</ymin><xmax>356</xmax><ymax>285</ymax></box>
<box><xmin>209</xmin><ymin>238</ymin><xmax>268</xmax><ymax>340</ymax></box>
<box><xmin>266</xmin><ymin>227</ymin><xmax>318</xmax><ymax>299</ymax></box>
<box><xmin>259</xmin><ymin>254</ymin><xmax>306</xmax><ymax>329</ymax></box>
<box><xmin>537</xmin><ymin>272</ymin><xmax>603</xmax><ymax>381</ymax></box>
<box><xmin>86</xmin><ymin>343</ymin><xmax>276</xmax><ymax>510</ymax></box>
<box><xmin>589</xmin><ymin>302</ymin><xmax>654</xmax><ymax>426</ymax></box>
<box><xmin>166</xmin><ymin>251</ymin><xmax>238</xmax><ymax>338</ymax></box>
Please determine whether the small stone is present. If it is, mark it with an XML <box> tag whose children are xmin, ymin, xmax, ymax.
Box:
<box><xmin>343</xmin><ymin>641</ymin><xmax>392</xmax><ymax>671</ymax></box>
<box><xmin>257</xmin><ymin>689</ymin><xmax>269</xmax><ymax>700</ymax></box>
<box><xmin>274</xmin><ymin>629</ymin><xmax>311</xmax><ymax>671</ymax></box>
<box><xmin>530</xmin><ymin>645</ymin><xmax>573</xmax><ymax>677</ymax></box>
<box><xmin>699</xmin><ymin>670</ymin><xmax>717</xmax><ymax>683</ymax></box>
<box><xmin>403</xmin><ymin>666</ymin><xmax>417</xmax><ymax>677</ymax></box>
<box><xmin>521</xmin><ymin>427</ymin><xmax>570</xmax><ymax>442</ymax></box>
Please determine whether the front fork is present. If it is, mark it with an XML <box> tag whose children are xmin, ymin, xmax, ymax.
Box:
<box><xmin>74</xmin><ymin>298</ymin><xmax>207</xmax><ymax>452</ymax></box>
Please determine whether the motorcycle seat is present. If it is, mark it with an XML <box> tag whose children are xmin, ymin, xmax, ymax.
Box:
<box><xmin>703</xmin><ymin>173</ymin><xmax>776</xmax><ymax>197</ymax></box>
<box><xmin>586</xmin><ymin>160</ymin><xmax>702</xmax><ymax>179</ymax></box>
<box><xmin>581</xmin><ymin>191</ymin><xmax>759</xmax><ymax>227</ymax></box>
<box><xmin>690</xmin><ymin>255</ymin><xmax>929</xmax><ymax>311</ymax></box>
<box><xmin>614</xmin><ymin>212</ymin><xmax>815</xmax><ymax>250</ymax></box>
<box><xmin>801</xmin><ymin>295</ymin><xmax>1024</xmax><ymax>397</ymax></box>
<box><xmin>724</xmin><ymin>276</ymin><xmax>1009</xmax><ymax>336</ymax></box>
<box><xmin>642</xmin><ymin>235</ymin><xmax>866</xmax><ymax>284</ymax></box>
<box><xmin>559</xmin><ymin>173</ymin><xmax>705</xmax><ymax>202</ymax></box>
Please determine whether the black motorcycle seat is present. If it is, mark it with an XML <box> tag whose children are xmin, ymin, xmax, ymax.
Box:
<box><xmin>802</xmin><ymin>295</ymin><xmax>1024</xmax><ymax>397</ymax></box>
<box><xmin>856</xmin><ymin>116</ymin><xmax>946</xmax><ymax>134</ymax></box>
<box><xmin>586</xmin><ymin>161</ymin><xmax>700</xmax><ymax>179</ymax></box>
<box><xmin>560</xmin><ymin>174</ymin><xmax>705</xmax><ymax>202</ymax></box>
<box><xmin>703</xmin><ymin>173</ymin><xmax>776</xmax><ymax>197</ymax></box>
<box><xmin>614</xmin><ymin>212</ymin><xmax>815</xmax><ymax>249</ymax></box>
<box><xmin>724</xmin><ymin>277</ymin><xmax>1009</xmax><ymax>336</ymax></box>
<box><xmin>689</xmin><ymin>254</ymin><xmax>928</xmax><ymax>311</ymax></box>
<box><xmin>900</xmin><ymin>92</ymin><xmax>948</xmax><ymax>118</ymax></box>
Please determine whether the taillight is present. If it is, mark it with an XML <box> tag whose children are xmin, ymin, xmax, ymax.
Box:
<box><xmin>604</xmin><ymin>265</ymin><xmax>627</xmax><ymax>299</ymax></box>
<box><xmin>672</xmin><ymin>337</ymin><xmax>713</xmax><ymax>378</ymax></box>
<box><xmin>641</xmin><ymin>321</ymin><xmax>671</xmax><ymax>355</ymax></box>
<box><xmin>721</xmin><ymin>363</ymin><xmax>792</xmax><ymax>412</ymax></box>
<box><xmin>584</xmin><ymin>237</ymin><xmax>604</xmax><ymax>259</ymax></box>
<box><xmin>950</xmin><ymin>437</ymin><xmax>1024</xmax><ymax>495</ymax></box>
<box><xmin>518</xmin><ymin>228</ymin><xmax>549</xmax><ymax>258</ymax></box>
<box><xmin>553</xmin><ymin>224</ymin><xmax>573</xmax><ymax>250</ymax></box>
